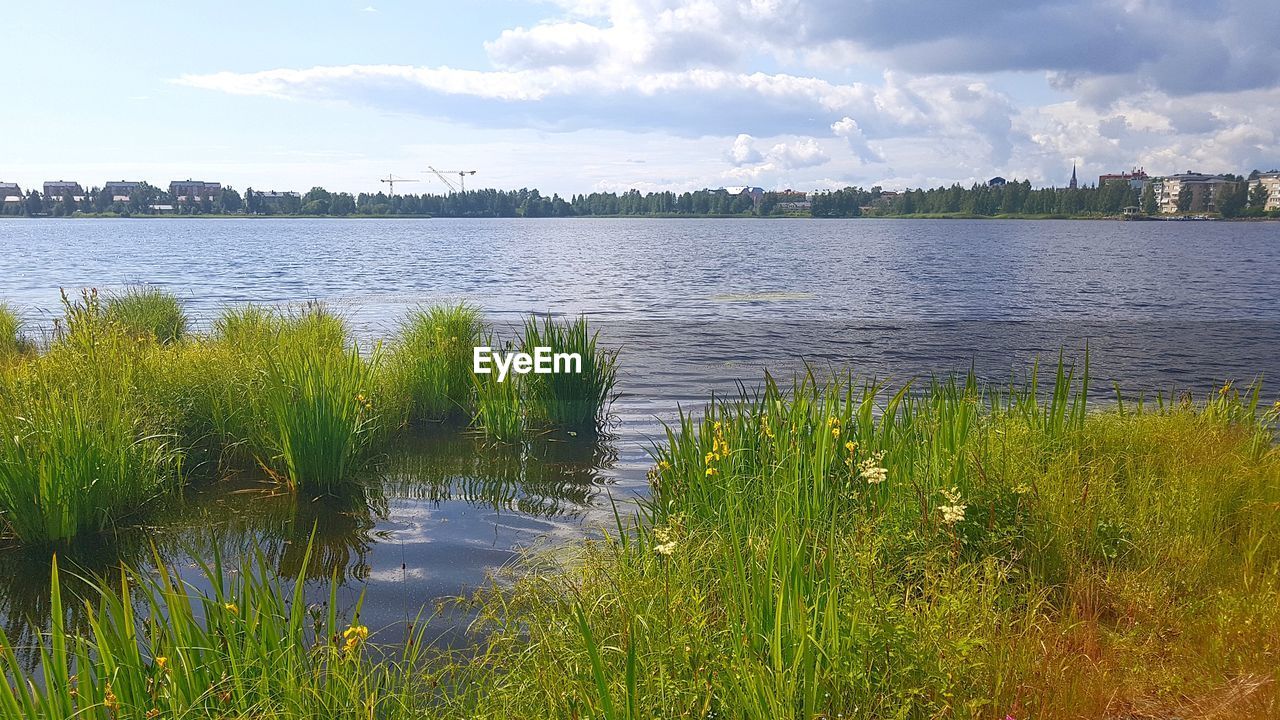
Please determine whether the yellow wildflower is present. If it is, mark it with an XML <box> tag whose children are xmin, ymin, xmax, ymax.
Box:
<box><xmin>342</xmin><ymin>624</ymin><xmax>369</xmax><ymax>653</ymax></box>
<box><xmin>655</xmin><ymin>540</ymin><xmax>678</xmax><ymax>556</ymax></box>
<box><xmin>155</xmin><ymin>655</ymin><xmax>168</xmax><ymax>671</ymax></box>
<box><xmin>705</xmin><ymin>467</ymin><xmax>718</xmax><ymax>477</ymax></box>
<box><xmin>223</xmin><ymin>602</ymin><xmax>239</xmax><ymax>615</ymax></box>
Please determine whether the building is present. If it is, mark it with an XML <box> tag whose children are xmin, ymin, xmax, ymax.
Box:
<box><xmin>772</xmin><ymin>189</ymin><xmax>811</xmax><ymax>212</ymax></box>
<box><xmin>253</xmin><ymin>190</ymin><xmax>301</xmax><ymax>213</ymax></box>
<box><xmin>1255</xmin><ymin>172</ymin><xmax>1280</xmax><ymax>211</ymax></box>
<box><xmin>1069</xmin><ymin>164</ymin><xmax>1078</xmax><ymax>189</ymax></box>
<box><xmin>0</xmin><ymin>183</ymin><xmax>22</xmax><ymax>202</ymax></box>
<box><xmin>43</xmin><ymin>181</ymin><xmax>84</xmax><ymax>200</ymax></box>
<box><xmin>1098</xmin><ymin>168</ymin><xmax>1149</xmax><ymax>192</ymax></box>
<box><xmin>168</xmin><ymin>180</ymin><xmax>222</xmax><ymax>202</ymax></box>
<box><xmin>988</xmin><ymin>176</ymin><xmax>1007</xmax><ymax>187</ymax></box>
<box><xmin>103</xmin><ymin>181</ymin><xmax>142</xmax><ymax>202</ymax></box>
<box><xmin>1151</xmin><ymin>172</ymin><xmax>1232</xmax><ymax>213</ymax></box>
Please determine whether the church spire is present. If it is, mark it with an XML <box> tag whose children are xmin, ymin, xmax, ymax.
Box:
<box><xmin>1069</xmin><ymin>163</ymin><xmax>1078</xmax><ymax>189</ymax></box>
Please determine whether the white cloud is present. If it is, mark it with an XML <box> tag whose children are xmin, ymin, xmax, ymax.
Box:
<box><xmin>728</xmin><ymin>134</ymin><xmax>762</xmax><ymax>165</ymax></box>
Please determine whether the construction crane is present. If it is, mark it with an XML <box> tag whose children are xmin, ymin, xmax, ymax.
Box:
<box><xmin>426</xmin><ymin>166</ymin><xmax>477</xmax><ymax>193</ymax></box>
<box><xmin>379</xmin><ymin>174</ymin><xmax>419</xmax><ymax>195</ymax></box>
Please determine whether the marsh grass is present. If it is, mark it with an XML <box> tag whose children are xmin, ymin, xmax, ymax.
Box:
<box><xmin>520</xmin><ymin>315</ymin><xmax>617</xmax><ymax>431</ymax></box>
<box><xmin>0</xmin><ymin>541</ymin><xmax>434</xmax><ymax>719</ymax></box>
<box><xmin>0</xmin><ymin>291</ymin><xmax>181</xmax><ymax>545</ymax></box>
<box><xmin>436</xmin><ymin>362</ymin><xmax>1280</xmax><ymax>719</ymax></box>
<box><xmin>471</xmin><ymin>338</ymin><xmax>524</xmax><ymax>442</ymax></box>
<box><xmin>0</xmin><ymin>304</ymin><xmax>24</xmax><ymax>358</ymax></box>
<box><xmin>105</xmin><ymin>287</ymin><xmax>188</xmax><ymax>344</ymax></box>
<box><xmin>256</xmin><ymin>344</ymin><xmax>381</xmax><ymax>495</ymax></box>
<box><xmin>389</xmin><ymin>303</ymin><xmax>483</xmax><ymax>424</ymax></box>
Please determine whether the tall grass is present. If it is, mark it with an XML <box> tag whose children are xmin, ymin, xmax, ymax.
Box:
<box><xmin>0</xmin><ymin>291</ymin><xmax>181</xmax><ymax>544</ymax></box>
<box><xmin>0</xmin><ymin>542</ymin><xmax>433</xmax><ymax>719</ymax></box>
<box><xmin>0</xmin><ymin>304</ymin><xmax>23</xmax><ymax>358</ymax></box>
<box><xmin>388</xmin><ymin>303</ymin><xmax>484</xmax><ymax>424</ymax></box>
<box><xmin>256</xmin><ymin>344</ymin><xmax>381</xmax><ymax>495</ymax></box>
<box><xmin>471</xmin><ymin>338</ymin><xmax>524</xmax><ymax>442</ymax></box>
<box><xmin>435</xmin><ymin>362</ymin><xmax>1280</xmax><ymax>719</ymax></box>
<box><xmin>520</xmin><ymin>315</ymin><xmax>617</xmax><ymax>431</ymax></box>
<box><xmin>105</xmin><ymin>286</ymin><xmax>188</xmax><ymax>344</ymax></box>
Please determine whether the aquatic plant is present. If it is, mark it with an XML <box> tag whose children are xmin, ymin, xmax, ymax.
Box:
<box><xmin>520</xmin><ymin>314</ymin><xmax>617</xmax><ymax>431</ymax></box>
<box><xmin>0</xmin><ymin>296</ymin><xmax>180</xmax><ymax>544</ymax></box>
<box><xmin>437</xmin><ymin>362</ymin><xmax>1280</xmax><ymax>719</ymax></box>
<box><xmin>387</xmin><ymin>303</ymin><xmax>484</xmax><ymax>424</ymax></box>
<box><xmin>471</xmin><ymin>337</ymin><xmax>524</xmax><ymax>442</ymax></box>
<box><xmin>105</xmin><ymin>286</ymin><xmax>189</xmax><ymax>344</ymax></box>
<box><xmin>0</xmin><ymin>542</ymin><xmax>432</xmax><ymax>719</ymax></box>
<box><xmin>0</xmin><ymin>304</ymin><xmax>23</xmax><ymax>358</ymax></box>
<box><xmin>255</xmin><ymin>343</ymin><xmax>382</xmax><ymax>494</ymax></box>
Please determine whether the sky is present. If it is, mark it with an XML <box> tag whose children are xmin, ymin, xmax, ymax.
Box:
<box><xmin>2</xmin><ymin>0</ymin><xmax>1279</xmax><ymax>196</ymax></box>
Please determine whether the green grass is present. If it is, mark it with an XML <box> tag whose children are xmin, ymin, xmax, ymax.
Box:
<box><xmin>471</xmin><ymin>337</ymin><xmax>524</xmax><ymax>442</ymax></box>
<box><xmin>520</xmin><ymin>314</ymin><xmax>618</xmax><ymax>431</ymax></box>
<box><xmin>0</xmin><ymin>541</ymin><xmax>433</xmax><ymax>719</ymax></box>
<box><xmin>0</xmin><ymin>354</ymin><xmax>1278</xmax><ymax>717</ymax></box>
<box><xmin>255</xmin><ymin>343</ymin><xmax>382</xmax><ymax>494</ymax></box>
<box><xmin>0</xmin><ymin>304</ymin><xmax>23</xmax><ymax>358</ymax></box>
<box><xmin>0</xmin><ymin>292</ymin><xmax>181</xmax><ymax>545</ymax></box>
<box><xmin>387</xmin><ymin>303</ymin><xmax>483</xmax><ymax>424</ymax></box>
<box><xmin>435</xmin><ymin>364</ymin><xmax>1280</xmax><ymax>719</ymax></box>
<box><xmin>105</xmin><ymin>286</ymin><xmax>188</xmax><ymax>344</ymax></box>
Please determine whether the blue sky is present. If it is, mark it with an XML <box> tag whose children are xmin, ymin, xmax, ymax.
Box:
<box><xmin>3</xmin><ymin>1</ymin><xmax>1278</xmax><ymax>195</ymax></box>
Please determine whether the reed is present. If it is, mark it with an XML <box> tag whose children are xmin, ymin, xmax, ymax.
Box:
<box><xmin>438</xmin><ymin>362</ymin><xmax>1280</xmax><ymax>719</ymax></box>
<box><xmin>105</xmin><ymin>286</ymin><xmax>189</xmax><ymax>344</ymax></box>
<box><xmin>471</xmin><ymin>338</ymin><xmax>524</xmax><ymax>442</ymax></box>
<box><xmin>0</xmin><ymin>541</ymin><xmax>433</xmax><ymax>719</ymax></box>
<box><xmin>520</xmin><ymin>315</ymin><xmax>617</xmax><ymax>431</ymax></box>
<box><xmin>0</xmin><ymin>294</ymin><xmax>181</xmax><ymax>544</ymax></box>
<box><xmin>255</xmin><ymin>343</ymin><xmax>382</xmax><ymax>494</ymax></box>
<box><xmin>0</xmin><ymin>304</ymin><xmax>22</xmax><ymax>358</ymax></box>
<box><xmin>387</xmin><ymin>303</ymin><xmax>484</xmax><ymax>424</ymax></box>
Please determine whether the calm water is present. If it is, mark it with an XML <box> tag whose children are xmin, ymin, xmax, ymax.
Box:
<box><xmin>1</xmin><ymin>217</ymin><xmax>1278</xmax><ymax>651</ymax></box>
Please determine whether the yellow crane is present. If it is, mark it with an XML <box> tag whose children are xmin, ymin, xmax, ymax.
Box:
<box><xmin>379</xmin><ymin>174</ymin><xmax>419</xmax><ymax>195</ymax></box>
<box><xmin>426</xmin><ymin>166</ymin><xmax>477</xmax><ymax>193</ymax></box>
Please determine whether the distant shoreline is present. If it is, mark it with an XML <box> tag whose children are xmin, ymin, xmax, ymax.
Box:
<box><xmin>2</xmin><ymin>212</ymin><xmax>1276</xmax><ymax>221</ymax></box>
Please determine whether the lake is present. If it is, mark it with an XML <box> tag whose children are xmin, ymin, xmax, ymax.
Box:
<box><xmin>1</xmin><ymin>217</ymin><xmax>1278</xmax><ymax>650</ymax></box>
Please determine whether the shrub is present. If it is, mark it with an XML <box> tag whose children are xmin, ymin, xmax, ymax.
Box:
<box><xmin>105</xmin><ymin>287</ymin><xmax>188</xmax><ymax>344</ymax></box>
<box><xmin>471</xmin><ymin>338</ymin><xmax>524</xmax><ymax>442</ymax></box>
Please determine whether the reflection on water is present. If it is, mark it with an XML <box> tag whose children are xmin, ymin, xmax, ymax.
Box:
<box><xmin>0</xmin><ymin>427</ymin><xmax>619</xmax><ymax>660</ymax></box>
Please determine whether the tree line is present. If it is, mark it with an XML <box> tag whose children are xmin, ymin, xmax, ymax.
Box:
<box><xmin>4</xmin><ymin>174</ymin><xmax>1275</xmax><ymax>218</ymax></box>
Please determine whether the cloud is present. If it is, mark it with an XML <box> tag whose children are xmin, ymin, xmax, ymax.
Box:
<box><xmin>830</xmin><ymin>116</ymin><xmax>883</xmax><ymax>163</ymax></box>
<box><xmin>172</xmin><ymin>0</ymin><xmax>1280</xmax><ymax>191</ymax></box>
<box><xmin>728</xmin><ymin>134</ymin><xmax>762</xmax><ymax>165</ymax></box>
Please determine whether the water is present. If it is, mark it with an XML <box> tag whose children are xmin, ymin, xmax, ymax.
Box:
<box><xmin>1</xmin><ymin>217</ymin><xmax>1278</xmax><ymax>652</ymax></box>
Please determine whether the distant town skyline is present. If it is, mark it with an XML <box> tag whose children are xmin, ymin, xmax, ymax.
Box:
<box><xmin>3</xmin><ymin>1</ymin><xmax>1278</xmax><ymax>196</ymax></box>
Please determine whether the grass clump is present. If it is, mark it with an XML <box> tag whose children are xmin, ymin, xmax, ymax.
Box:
<box><xmin>387</xmin><ymin>303</ymin><xmax>484</xmax><ymax>424</ymax></box>
<box><xmin>0</xmin><ymin>291</ymin><xmax>181</xmax><ymax>545</ymax></box>
<box><xmin>256</xmin><ymin>344</ymin><xmax>382</xmax><ymax>494</ymax></box>
<box><xmin>520</xmin><ymin>315</ymin><xmax>617</xmax><ymax>432</ymax></box>
<box><xmin>105</xmin><ymin>286</ymin><xmax>188</xmax><ymax>344</ymax></box>
<box><xmin>471</xmin><ymin>338</ymin><xmax>524</xmax><ymax>443</ymax></box>
<box><xmin>0</xmin><ymin>304</ymin><xmax>24</xmax><ymax>358</ymax></box>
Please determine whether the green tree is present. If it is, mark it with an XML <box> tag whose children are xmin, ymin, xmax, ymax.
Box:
<box><xmin>1249</xmin><ymin>181</ymin><xmax>1270</xmax><ymax>211</ymax></box>
<box><xmin>1176</xmin><ymin>185</ymin><xmax>1194</xmax><ymax>212</ymax></box>
<box><xmin>1141</xmin><ymin>183</ymin><xmax>1158</xmax><ymax>214</ymax></box>
<box><xmin>218</xmin><ymin>187</ymin><xmax>243</xmax><ymax>213</ymax></box>
<box><xmin>1215</xmin><ymin>181</ymin><xmax>1247</xmax><ymax>218</ymax></box>
<box><xmin>244</xmin><ymin>187</ymin><xmax>258</xmax><ymax>214</ymax></box>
